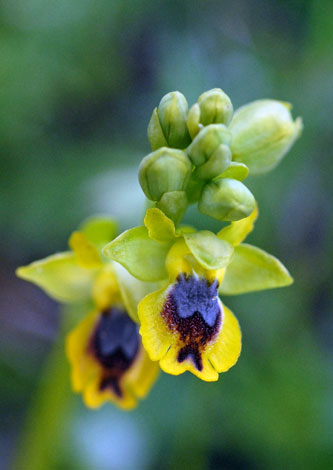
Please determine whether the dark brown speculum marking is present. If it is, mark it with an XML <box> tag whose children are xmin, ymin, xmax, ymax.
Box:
<box><xmin>90</xmin><ymin>308</ymin><xmax>139</xmax><ymax>397</ymax></box>
<box><xmin>162</xmin><ymin>274</ymin><xmax>222</xmax><ymax>371</ymax></box>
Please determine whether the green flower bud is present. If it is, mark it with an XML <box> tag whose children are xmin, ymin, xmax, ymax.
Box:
<box><xmin>147</xmin><ymin>92</ymin><xmax>191</xmax><ymax>150</ymax></box>
<box><xmin>187</xmin><ymin>88</ymin><xmax>233</xmax><ymax>139</ymax></box>
<box><xmin>198</xmin><ymin>178</ymin><xmax>255</xmax><ymax>221</ymax></box>
<box><xmin>187</xmin><ymin>124</ymin><xmax>232</xmax><ymax>180</ymax></box>
<box><xmin>198</xmin><ymin>88</ymin><xmax>233</xmax><ymax>126</ymax></box>
<box><xmin>157</xmin><ymin>190</ymin><xmax>188</xmax><ymax>225</ymax></box>
<box><xmin>229</xmin><ymin>100</ymin><xmax>303</xmax><ymax>175</ymax></box>
<box><xmin>139</xmin><ymin>147</ymin><xmax>192</xmax><ymax>201</ymax></box>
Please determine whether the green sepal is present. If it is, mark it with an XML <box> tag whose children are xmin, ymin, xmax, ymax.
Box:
<box><xmin>144</xmin><ymin>207</ymin><xmax>176</xmax><ymax>242</ymax></box>
<box><xmin>220</xmin><ymin>243</ymin><xmax>293</xmax><ymax>295</ymax></box>
<box><xmin>79</xmin><ymin>215</ymin><xmax>118</xmax><ymax>249</ymax></box>
<box><xmin>103</xmin><ymin>226</ymin><xmax>170</xmax><ymax>282</ymax></box>
<box><xmin>112</xmin><ymin>262</ymin><xmax>160</xmax><ymax>323</ymax></box>
<box><xmin>16</xmin><ymin>252</ymin><xmax>97</xmax><ymax>303</ymax></box>
<box><xmin>147</xmin><ymin>107</ymin><xmax>168</xmax><ymax>150</ymax></box>
<box><xmin>187</xmin><ymin>103</ymin><xmax>202</xmax><ymax>139</ymax></box>
<box><xmin>184</xmin><ymin>230</ymin><xmax>234</xmax><ymax>270</ymax></box>
<box><xmin>217</xmin><ymin>161</ymin><xmax>249</xmax><ymax>181</ymax></box>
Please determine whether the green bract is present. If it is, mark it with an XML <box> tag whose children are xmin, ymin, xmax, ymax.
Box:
<box><xmin>230</xmin><ymin>100</ymin><xmax>303</xmax><ymax>174</ymax></box>
<box><xmin>148</xmin><ymin>91</ymin><xmax>191</xmax><ymax>150</ymax></box>
<box><xmin>139</xmin><ymin>147</ymin><xmax>192</xmax><ymax>201</ymax></box>
<box><xmin>199</xmin><ymin>178</ymin><xmax>255</xmax><ymax>221</ymax></box>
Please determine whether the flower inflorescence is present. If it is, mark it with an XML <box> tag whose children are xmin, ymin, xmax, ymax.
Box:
<box><xmin>17</xmin><ymin>87</ymin><xmax>301</xmax><ymax>409</ymax></box>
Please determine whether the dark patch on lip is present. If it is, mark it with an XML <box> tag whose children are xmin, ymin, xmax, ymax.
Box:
<box><xmin>177</xmin><ymin>344</ymin><xmax>202</xmax><ymax>371</ymax></box>
<box><xmin>162</xmin><ymin>274</ymin><xmax>222</xmax><ymax>371</ymax></box>
<box><xmin>89</xmin><ymin>308</ymin><xmax>139</xmax><ymax>397</ymax></box>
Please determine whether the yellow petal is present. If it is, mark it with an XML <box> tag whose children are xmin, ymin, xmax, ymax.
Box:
<box><xmin>208</xmin><ymin>304</ymin><xmax>241</xmax><ymax>373</ymax></box>
<box><xmin>69</xmin><ymin>232</ymin><xmax>102</xmax><ymax>268</ymax></box>
<box><xmin>79</xmin><ymin>215</ymin><xmax>118</xmax><ymax>249</ymax></box>
<box><xmin>144</xmin><ymin>207</ymin><xmax>176</xmax><ymax>242</ymax></box>
<box><xmin>92</xmin><ymin>267</ymin><xmax>120</xmax><ymax>311</ymax></box>
<box><xmin>217</xmin><ymin>202</ymin><xmax>258</xmax><ymax>246</ymax></box>
<box><xmin>138</xmin><ymin>287</ymin><xmax>174</xmax><ymax>361</ymax></box>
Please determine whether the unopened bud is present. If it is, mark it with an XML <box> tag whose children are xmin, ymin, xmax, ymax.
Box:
<box><xmin>230</xmin><ymin>100</ymin><xmax>303</xmax><ymax>175</ymax></box>
<box><xmin>198</xmin><ymin>178</ymin><xmax>255</xmax><ymax>221</ymax></box>
<box><xmin>139</xmin><ymin>147</ymin><xmax>192</xmax><ymax>201</ymax></box>
<box><xmin>187</xmin><ymin>124</ymin><xmax>232</xmax><ymax>180</ymax></box>
<box><xmin>148</xmin><ymin>92</ymin><xmax>191</xmax><ymax>150</ymax></box>
<box><xmin>187</xmin><ymin>88</ymin><xmax>233</xmax><ymax>138</ymax></box>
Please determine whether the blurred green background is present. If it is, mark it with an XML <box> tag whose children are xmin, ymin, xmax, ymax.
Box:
<box><xmin>1</xmin><ymin>1</ymin><xmax>332</xmax><ymax>469</ymax></box>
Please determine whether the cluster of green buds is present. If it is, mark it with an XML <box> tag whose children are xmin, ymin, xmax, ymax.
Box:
<box><xmin>140</xmin><ymin>89</ymin><xmax>302</xmax><ymax>224</ymax></box>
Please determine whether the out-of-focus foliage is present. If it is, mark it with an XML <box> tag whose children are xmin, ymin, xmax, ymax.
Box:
<box><xmin>1</xmin><ymin>1</ymin><xmax>332</xmax><ymax>469</ymax></box>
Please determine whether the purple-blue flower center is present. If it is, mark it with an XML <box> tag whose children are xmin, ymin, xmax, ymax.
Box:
<box><xmin>90</xmin><ymin>308</ymin><xmax>139</xmax><ymax>397</ymax></box>
<box><xmin>162</xmin><ymin>274</ymin><xmax>222</xmax><ymax>371</ymax></box>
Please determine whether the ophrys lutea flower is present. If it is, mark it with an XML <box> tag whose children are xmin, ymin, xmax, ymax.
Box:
<box><xmin>16</xmin><ymin>216</ymin><xmax>159</xmax><ymax>409</ymax></box>
<box><xmin>104</xmin><ymin>205</ymin><xmax>293</xmax><ymax>381</ymax></box>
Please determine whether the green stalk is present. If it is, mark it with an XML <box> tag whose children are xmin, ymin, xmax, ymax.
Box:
<box><xmin>12</xmin><ymin>306</ymin><xmax>83</xmax><ymax>470</ymax></box>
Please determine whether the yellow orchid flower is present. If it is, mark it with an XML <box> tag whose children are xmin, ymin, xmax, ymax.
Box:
<box><xmin>17</xmin><ymin>215</ymin><xmax>159</xmax><ymax>409</ymax></box>
<box><xmin>104</xmin><ymin>205</ymin><xmax>292</xmax><ymax>382</ymax></box>
<box><xmin>67</xmin><ymin>306</ymin><xmax>159</xmax><ymax>410</ymax></box>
